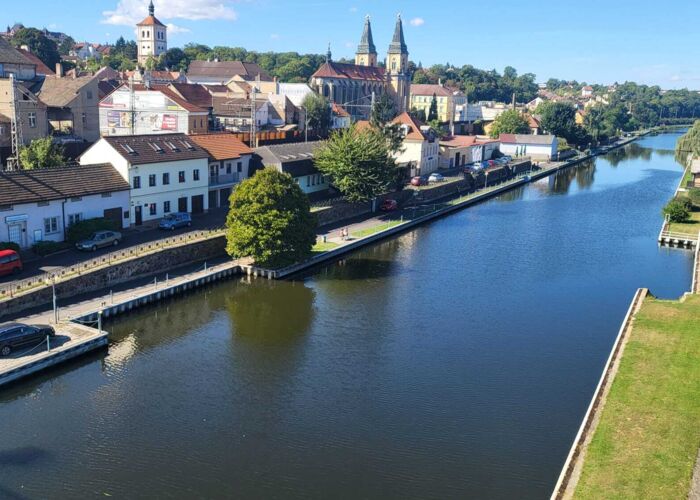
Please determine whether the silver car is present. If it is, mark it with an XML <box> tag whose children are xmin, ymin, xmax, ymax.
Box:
<box><xmin>76</xmin><ymin>230</ymin><xmax>122</xmax><ymax>251</ymax></box>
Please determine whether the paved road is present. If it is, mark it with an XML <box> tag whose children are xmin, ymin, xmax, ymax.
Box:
<box><xmin>0</xmin><ymin>208</ymin><xmax>228</xmax><ymax>285</ymax></box>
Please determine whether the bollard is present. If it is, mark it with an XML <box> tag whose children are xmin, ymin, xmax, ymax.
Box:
<box><xmin>46</xmin><ymin>335</ymin><xmax>50</xmax><ymax>352</ymax></box>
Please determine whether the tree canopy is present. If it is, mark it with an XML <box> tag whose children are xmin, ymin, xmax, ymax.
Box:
<box><xmin>427</xmin><ymin>93</ymin><xmax>438</xmax><ymax>122</ymax></box>
<box><xmin>370</xmin><ymin>92</ymin><xmax>397</xmax><ymax>126</ymax></box>
<box><xmin>314</xmin><ymin>125</ymin><xmax>397</xmax><ymax>203</ymax></box>
<box><xmin>489</xmin><ymin>109</ymin><xmax>530</xmax><ymax>137</ymax></box>
<box><xmin>225</xmin><ymin>168</ymin><xmax>317</xmax><ymax>268</ymax></box>
<box><xmin>536</xmin><ymin>101</ymin><xmax>589</xmax><ymax>145</ymax></box>
<box><xmin>19</xmin><ymin>137</ymin><xmax>67</xmax><ymax>170</ymax></box>
<box><xmin>11</xmin><ymin>28</ymin><xmax>60</xmax><ymax>69</ymax></box>
<box><xmin>675</xmin><ymin>120</ymin><xmax>700</xmax><ymax>164</ymax></box>
<box><xmin>302</xmin><ymin>93</ymin><xmax>331</xmax><ymax>136</ymax></box>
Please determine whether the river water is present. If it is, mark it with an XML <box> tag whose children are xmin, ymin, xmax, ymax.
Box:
<box><xmin>0</xmin><ymin>132</ymin><xmax>693</xmax><ymax>499</ymax></box>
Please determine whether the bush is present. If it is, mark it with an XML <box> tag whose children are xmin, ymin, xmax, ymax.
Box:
<box><xmin>687</xmin><ymin>188</ymin><xmax>700</xmax><ymax>208</ymax></box>
<box><xmin>663</xmin><ymin>198</ymin><xmax>690</xmax><ymax>223</ymax></box>
<box><xmin>66</xmin><ymin>217</ymin><xmax>119</xmax><ymax>244</ymax></box>
<box><xmin>32</xmin><ymin>240</ymin><xmax>68</xmax><ymax>256</ymax></box>
<box><xmin>0</xmin><ymin>241</ymin><xmax>20</xmax><ymax>252</ymax></box>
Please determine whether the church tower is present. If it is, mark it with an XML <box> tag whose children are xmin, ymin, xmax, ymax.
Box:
<box><xmin>137</xmin><ymin>0</ymin><xmax>167</xmax><ymax>66</ymax></box>
<box><xmin>355</xmin><ymin>15</ymin><xmax>378</xmax><ymax>67</ymax></box>
<box><xmin>387</xmin><ymin>14</ymin><xmax>410</xmax><ymax>113</ymax></box>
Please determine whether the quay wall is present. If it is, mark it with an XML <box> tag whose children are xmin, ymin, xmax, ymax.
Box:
<box><xmin>0</xmin><ymin>236</ymin><xmax>227</xmax><ymax>318</ymax></box>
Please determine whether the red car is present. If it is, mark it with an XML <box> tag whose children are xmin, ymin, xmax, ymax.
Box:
<box><xmin>0</xmin><ymin>249</ymin><xmax>22</xmax><ymax>276</ymax></box>
<box><xmin>410</xmin><ymin>176</ymin><xmax>428</xmax><ymax>186</ymax></box>
<box><xmin>380</xmin><ymin>199</ymin><xmax>398</xmax><ymax>211</ymax></box>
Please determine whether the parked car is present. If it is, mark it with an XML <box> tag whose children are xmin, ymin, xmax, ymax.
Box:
<box><xmin>410</xmin><ymin>175</ymin><xmax>429</xmax><ymax>186</ymax></box>
<box><xmin>159</xmin><ymin>212</ymin><xmax>192</xmax><ymax>231</ymax></box>
<box><xmin>380</xmin><ymin>199</ymin><xmax>398</xmax><ymax>211</ymax></box>
<box><xmin>0</xmin><ymin>249</ymin><xmax>22</xmax><ymax>276</ymax></box>
<box><xmin>0</xmin><ymin>322</ymin><xmax>55</xmax><ymax>356</ymax></box>
<box><xmin>76</xmin><ymin>230</ymin><xmax>122</xmax><ymax>252</ymax></box>
<box><xmin>428</xmin><ymin>173</ymin><xmax>445</xmax><ymax>183</ymax></box>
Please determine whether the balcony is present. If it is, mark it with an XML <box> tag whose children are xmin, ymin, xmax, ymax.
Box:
<box><xmin>209</xmin><ymin>173</ymin><xmax>240</xmax><ymax>186</ymax></box>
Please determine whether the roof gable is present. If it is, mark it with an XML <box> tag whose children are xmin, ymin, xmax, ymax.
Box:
<box><xmin>391</xmin><ymin>112</ymin><xmax>427</xmax><ymax>141</ymax></box>
<box><xmin>189</xmin><ymin>133</ymin><xmax>253</xmax><ymax>160</ymax></box>
<box><xmin>312</xmin><ymin>61</ymin><xmax>385</xmax><ymax>81</ymax></box>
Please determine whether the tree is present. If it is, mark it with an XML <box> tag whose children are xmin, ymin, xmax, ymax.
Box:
<box><xmin>676</xmin><ymin>120</ymin><xmax>700</xmax><ymax>164</ymax></box>
<box><xmin>57</xmin><ymin>36</ymin><xmax>75</xmax><ymax>56</ymax></box>
<box><xmin>427</xmin><ymin>93</ymin><xmax>438</xmax><ymax>122</ymax></box>
<box><xmin>489</xmin><ymin>109</ymin><xmax>530</xmax><ymax>138</ymax></box>
<box><xmin>537</xmin><ymin>102</ymin><xmax>576</xmax><ymax>138</ymax></box>
<box><xmin>302</xmin><ymin>93</ymin><xmax>331</xmax><ymax>136</ymax></box>
<box><xmin>18</xmin><ymin>137</ymin><xmax>66</xmax><ymax>170</ymax></box>
<box><xmin>370</xmin><ymin>92</ymin><xmax>397</xmax><ymax>126</ymax></box>
<box><xmin>663</xmin><ymin>198</ymin><xmax>690</xmax><ymax>223</ymax></box>
<box><xmin>160</xmin><ymin>48</ymin><xmax>188</xmax><ymax>71</ymax></box>
<box><xmin>11</xmin><ymin>28</ymin><xmax>60</xmax><ymax>69</ymax></box>
<box><xmin>225</xmin><ymin>168</ymin><xmax>317</xmax><ymax>268</ymax></box>
<box><xmin>314</xmin><ymin>125</ymin><xmax>396</xmax><ymax>203</ymax></box>
<box><xmin>583</xmin><ymin>105</ymin><xmax>606</xmax><ymax>143</ymax></box>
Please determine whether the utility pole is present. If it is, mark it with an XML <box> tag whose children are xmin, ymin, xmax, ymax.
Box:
<box><xmin>7</xmin><ymin>74</ymin><xmax>23</xmax><ymax>170</ymax></box>
<box><xmin>251</xmin><ymin>90</ymin><xmax>257</xmax><ymax>148</ymax></box>
<box><xmin>129</xmin><ymin>75</ymin><xmax>136</xmax><ymax>136</ymax></box>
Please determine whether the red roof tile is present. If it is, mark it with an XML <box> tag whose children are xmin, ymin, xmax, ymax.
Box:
<box><xmin>189</xmin><ymin>133</ymin><xmax>253</xmax><ymax>161</ymax></box>
<box><xmin>391</xmin><ymin>112</ymin><xmax>426</xmax><ymax>141</ymax></box>
<box><xmin>312</xmin><ymin>61</ymin><xmax>385</xmax><ymax>82</ymax></box>
<box><xmin>137</xmin><ymin>15</ymin><xmax>165</xmax><ymax>27</ymax></box>
<box><xmin>410</xmin><ymin>84</ymin><xmax>453</xmax><ymax>97</ymax></box>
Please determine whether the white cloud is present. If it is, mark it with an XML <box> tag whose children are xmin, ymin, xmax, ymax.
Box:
<box><xmin>409</xmin><ymin>17</ymin><xmax>425</xmax><ymax>27</ymax></box>
<box><xmin>270</xmin><ymin>33</ymin><xmax>280</xmax><ymax>39</ymax></box>
<box><xmin>167</xmin><ymin>23</ymin><xmax>191</xmax><ymax>35</ymax></box>
<box><xmin>102</xmin><ymin>0</ymin><xmax>237</xmax><ymax>26</ymax></box>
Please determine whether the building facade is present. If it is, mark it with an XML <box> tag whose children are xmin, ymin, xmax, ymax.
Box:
<box><xmin>254</xmin><ymin>141</ymin><xmax>330</xmax><ymax>196</ymax></box>
<box><xmin>137</xmin><ymin>1</ymin><xmax>167</xmax><ymax>66</ymax></box>
<box><xmin>410</xmin><ymin>83</ymin><xmax>468</xmax><ymax>123</ymax></box>
<box><xmin>391</xmin><ymin>112</ymin><xmax>439</xmax><ymax>177</ymax></box>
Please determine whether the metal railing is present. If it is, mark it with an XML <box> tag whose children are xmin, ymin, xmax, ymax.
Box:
<box><xmin>209</xmin><ymin>173</ymin><xmax>240</xmax><ymax>186</ymax></box>
<box><xmin>0</xmin><ymin>228</ymin><xmax>225</xmax><ymax>301</ymax></box>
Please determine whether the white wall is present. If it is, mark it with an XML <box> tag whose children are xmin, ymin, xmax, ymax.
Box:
<box><xmin>0</xmin><ymin>192</ymin><xmax>129</xmax><ymax>249</ymax></box>
<box><xmin>296</xmin><ymin>173</ymin><xmax>329</xmax><ymax>194</ymax></box>
<box><xmin>500</xmin><ymin>142</ymin><xmax>556</xmax><ymax>160</ymax></box>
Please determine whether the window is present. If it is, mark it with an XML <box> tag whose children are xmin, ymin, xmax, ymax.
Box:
<box><xmin>68</xmin><ymin>213</ymin><xmax>82</xmax><ymax>226</ymax></box>
<box><xmin>133</xmin><ymin>176</ymin><xmax>141</xmax><ymax>189</ymax></box>
<box><xmin>162</xmin><ymin>172</ymin><xmax>170</xmax><ymax>185</ymax></box>
<box><xmin>37</xmin><ymin>201</ymin><xmax>49</xmax><ymax>207</ymax></box>
<box><xmin>193</xmin><ymin>169</ymin><xmax>200</xmax><ymax>181</ymax></box>
<box><xmin>87</xmin><ymin>90</ymin><xmax>93</xmax><ymax>100</ymax></box>
<box><xmin>81</xmin><ymin>112</ymin><xmax>86</xmax><ymax>126</ymax></box>
<box><xmin>28</xmin><ymin>112</ymin><xmax>36</xmax><ymax>128</ymax></box>
<box><xmin>163</xmin><ymin>200</ymin><xmax>171</xmax><ymax>213</ymax></box>
<box><xmin>237</xmin><ymin>161</ymin><xmax>242</xmax><ymax>173</ymax></box>
<box><xmin>225</xmin><ymin>163</ymin><xmax>232</xmax><ymax>174</ymax></box>
<box><xmin>101</xmin><ymin>192</ymin><xmax>112</xmax><ymax>198</ymax></box>
<box><xmin>149</xmin><ymin>174</ymin><xmax>156</xmax><ymax>187</ymax></box>
<box><xmin>306</xmin><ymin>176</ymin><xmax>310</xmax><ymax>187</ymax></box>
<box><xmin>178</xmin><ymin>171</ymin><xmax>185</xmax><ymax>183</ymax></box>
<box><xmin>149</xmin><ymin>204</ymin><xmax>157</xmax><ymax>216</ymax></box>
<box><xmin>44</xmin><ymin>217</ymin><xmax>59</xmax><ymax>234</ymax></box>
<box><xmin>70</xmin><ymin>196</ymin><xmax>82</xmax><ymax>202</ymax></box>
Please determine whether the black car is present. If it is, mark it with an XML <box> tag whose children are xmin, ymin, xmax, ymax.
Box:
<box><xmin>0</xmin><ymin>323</ymin><xmax>55</xmax><ymax>356</ymax></box>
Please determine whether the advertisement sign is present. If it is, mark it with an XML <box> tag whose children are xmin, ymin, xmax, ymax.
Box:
<box><xmin>107</xmin><ymin>110</ymin><xmax>132</xmax><ymax>129</ymax></box>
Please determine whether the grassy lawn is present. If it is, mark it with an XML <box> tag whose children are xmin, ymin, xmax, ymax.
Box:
<box><xmin>352</xmin><ymin>220</ymin><xmax>403</xmax><ymax>238</ymax></box>
<box><xmin>574</xmin><ymin>294</ymin><xmax>700</xmax><ymax>499</ymax></box>
<box><xmin>312</xmin><ymin>241</ymin><xmax>339</xmax><ymax>253</ymax></box>
<box><xmin>668</xmin><ymin>209</ymin><xmax>700</xmax><ymax>237</ymax></box>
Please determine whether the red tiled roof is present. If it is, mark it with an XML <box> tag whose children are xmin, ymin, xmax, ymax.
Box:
<box><xmin>440</xmin><ymin>135</ymin><xmax>478</xmax><ymax>147</ymax></box>
<box><xmin>103</xmin><ymin>134</ymin><xmax>210</xmax><ymax>166</ymax></box>
<box><xmin>391</xmin><ymin>112</ymin><xmax>426</xmax><ymax>141</ymax></box>
<box><xmin>312</xmin><ymin>61</ymin><xmax>385</xmax><ymax>82</ymax></box>
<box><xmin>189</xmin><ymin>133</ymin><xmax>253</xmax><ymax>161</ymax></box>
<box><xmin>169</xmin><ymin>83</ymin><xmax>213</xmax><ymax>109</ymax></box>
<box><xmin>332</xmin><ymin>103</ymin><xmax>350</xmax><ymax>117</ymax></box>
<box><xmin>410</xmin><ymin>84</ymin><xmax>453</xmax><ymax>97</ymax></box>
<box><xmin>16</xmin><ymin>48</ymin><xmax>54</xmax><ymax>75</ymax></box>
<box><xmin>121</xmin><ymin>83</ymin><xmax>207</xmax><ymax>113</ymax></box>
<box><xmin>137</xmin><ymin>15</ymin><xmax>165</xmax><ymax>27</ymax></box>
<box><xmin>354</xmin><ymin>120</ymin><xmax>374</xmax><ymax>132</ymax></box>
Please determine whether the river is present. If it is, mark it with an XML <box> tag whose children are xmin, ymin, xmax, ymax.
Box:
<box><xmin>0</xmin><ymin>131</ymin><xmax>693</xmax><ymax>499</ymax></box>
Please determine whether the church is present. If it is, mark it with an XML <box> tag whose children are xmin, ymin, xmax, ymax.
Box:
<box><xmin>310</xmin><ymin>15</ymin><xmax>410</xmax><ymax>120</ymax></box>
<box><xmin>136</xmin><ymin>1</ymin><xmax>168</xmax><ymax>66</ymax></box>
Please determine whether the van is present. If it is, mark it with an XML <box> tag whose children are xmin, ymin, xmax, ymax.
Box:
<box><xmin>0</xmin><ymin>249</ymin><xmax>22</xmax><ymax>276</ymax></box>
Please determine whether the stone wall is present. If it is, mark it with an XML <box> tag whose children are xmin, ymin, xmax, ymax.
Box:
<box><xmin>1</xmin><ymin>235</ymin><xmax>227</xmax><ymax>318</ymax></box>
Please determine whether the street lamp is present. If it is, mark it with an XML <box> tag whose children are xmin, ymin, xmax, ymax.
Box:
<box><xmin>40</xmin><ymin>266</ymin><xmax>62</xmax><ymax>324</ymax></box>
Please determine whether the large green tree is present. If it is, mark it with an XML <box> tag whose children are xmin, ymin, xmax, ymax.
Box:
<box><xmin>370</xmin><ymin>92</ymin><xmax>397</xmax><ymax>126</ymax></box>
<box><xmin>489</xmin><ymin>109</ymin><xmax>530</xmax><ymax>137</ymax></box>
<box><xmin>225</xmin><ymin>168</ymin><xmax>317</xmax><ymax>268</ymax></box>
<box><xmin>676</xmin><ymin>120</ymin><xmax>700</xmax><ymax>164</ymax></box>
<box><xmin>11</xmin><ymin>28</ymin><xmax>60</xmax><ymax>69</ymax></box>
<box><xmin>19</xmin><ymin>137</ymin><xmax>66</xmax><ymax>170</ymax></box>
<box><xmin>427</xmin><ymin>93</ymin><xmax>438</xmax><ymax>122</ymax></box>
<box><xmin>302</xmin><ymin>93</ymin><xmax>331</xmax><ymax>136</ymax></box>
<box><xmin>537</xmin><ymin>102</ymin><xmax>576</xmax><ymax>137</ymax></box>
<box><xmin>314</xmin><ymin>125</ymin><xmax>396</xmax><ymax>203</ymax></box>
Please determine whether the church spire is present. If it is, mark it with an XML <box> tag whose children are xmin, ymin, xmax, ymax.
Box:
<box><xmin>326</xmin><ymin>43</ymin><xmax>332</xmax><ymax>63</ymax></box>
<box><xmin>149</xmin><ymin>0</ymin><xmax>155</xmax><ymax>16</ymax></box>
<box><xmin>356</xmin><ymin>15</ymin><xmax>377</xmax><ymax>55</ymax></box>
<box><xmin>388</xmin><ymin>13</ymin><xmax>408</xmax><ymax>54</ymax></box>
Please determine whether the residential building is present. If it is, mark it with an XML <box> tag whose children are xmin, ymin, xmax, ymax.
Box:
<box><xmin>330</xmin><ymin>103</ymin><xmax>351</xmax><ymax>130</ymax></box>
<box><xmin>267</xmin><ymin>94</ymin><xmax>299</xmax><ymax>128</ymax></box>
<box><xmin>0</xmin><ymin>78</ymin><xmax>48</xmax><ymax>161</ymax></box>
<box><xmin>498</xmin><ymin>134</ymin><xmax>558</xmax><ymax>160</ymax></box>
<box><xmin>212</xmin><ymin>96</ymin><xmax>269</xmax><ymax>131</ymax></box>
<box><xmin>186</xmin><ymin>60</ymin><xmax>273</xmax><ymax>86</ymax></box>
<box><xmin>34</xmin><ymin>72</ymin><xmax>99</xmax><ymax>141</ymax></box>
<box><xmin>527</xmin><ymin>114</ymin><xmax>541</xmax><ymax>135</ymax></box>
<box><xmin>310</xmin><ymin>14</ymin><xmax>410</xmax><ymax>119</ymax></box>
<box><xmin>691</xmin><ymin>159</ymin><xmax>700</xmax><ymax>188</ymax></box>
<box><xmin>253</xmin><ymin>141</ymin><xmax>330</xmax><ymax>196</ymax></box>
<box><xmin>0</xmin><ymin>36</ymin><xmax>36</xmax><ymax>80</ymax></box>
<box><xmin>99</xmin><ymin>83</ymin><xmax>209</xmax><ymax>136</ymax></box>
<box><xmin>410</xmin><ymin>83</ymin><xmax>467</xmax><ymax>123</ymax></box>
<box><xmin>277</xmin><ymin>83</ymin><xmax>314</xmax><ymax>107</ymax></box>
<box><xmin>79</xmin><ymin>134</ymin><xmax>210</xmax><ymax>225</ymax></box>
<box><xmin>581</xmin><ymin>85</ymin><xmax>593</xmax><ymax>98</ymax></box>
<box><xmin>391</xmin><ymin>112</ymin><xmax>439</xmax><ymax>176</ymax></box>
<box><xmin>438</xmin><ymin>135</ymin><xmax>500</xmax><ymax>169</ymax></box>
<box><xmin>0</xmin><ymin>163</ymin><xmax>130</xmax><ymax>249</ymax></box>
<box><xmin>136</xmin><ymin>1</ymin><xmax>167</xmax><ymax>66</ymax></box>
<box><xmin>189</xmin><ymin>133</ymin><xmax>253</xmax><ymax>208</ymax></box>
<box><xmin>70</xmin><ymin>42</ymin><xmax>104</xmax><ymax>61</ymax></box>
<box><xmin>125</xmin><ymin>69</ymin><xmax>186</xmax><ymax>85</ymax></box>
<box><xmin>16</xmin><ymin>48</ymin><xmax>54</xmax><ymax>76</ymax></box>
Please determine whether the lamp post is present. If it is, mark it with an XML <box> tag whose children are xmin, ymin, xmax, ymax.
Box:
<box><xmin>40</xmin><ymin>266</ymin><xmax>62</xmax><ymax>324</ymax></box>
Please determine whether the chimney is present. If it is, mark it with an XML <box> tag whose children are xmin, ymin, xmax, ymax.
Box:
<box><xmin>56</xmin><ymin>62</ymin><xmax>63</xmax><ymax>78</ymax></box>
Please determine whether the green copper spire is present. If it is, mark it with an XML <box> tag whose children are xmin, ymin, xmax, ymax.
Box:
<box><xmin>388</xmin><ymin>13</ymin><xmax>407</xmax><ymax>54</ymax></box>
<box><xmin>356</xmin><ymin>15</ymin><xmax>377</xmax><ymax>55</ymax></box>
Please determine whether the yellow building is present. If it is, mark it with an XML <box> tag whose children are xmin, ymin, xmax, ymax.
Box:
<box><xmin>410</xmin><ymin>83</ymin><xmax>467</xmax><ymax>123</ymax></box>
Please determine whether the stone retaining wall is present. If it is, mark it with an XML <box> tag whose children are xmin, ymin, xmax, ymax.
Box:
<box><xmin>0</xmin><ymin>236</ymin><xmax>227</xmax><ymax>318</ymax></box>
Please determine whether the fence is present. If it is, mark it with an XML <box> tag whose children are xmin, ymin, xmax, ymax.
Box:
<box><xmin>0</xmin><ymin>228</ymin><xmax>225</xmax><ymax>301</ymax></box>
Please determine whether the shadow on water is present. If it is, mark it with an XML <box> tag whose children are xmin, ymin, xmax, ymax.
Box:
<box><xmin>606</xmin><ymin>143</ymin><xmax>653</xmax><ymax>166</ymax></box>
<box><xmin>306</xmin><ymin>238</ymin><xmax>404</xmax><ymax>281</ymax></box>
<box><xmin>545</xmin><ymin>160</ymin><xmax>597</xmax><ymax>194</ymax></box>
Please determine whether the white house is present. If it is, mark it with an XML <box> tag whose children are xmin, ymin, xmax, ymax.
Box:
<box><xmin>0</xmin><ymin>164</ymin><xmax>130</xmax><ymax>249</ymax></box>
<box><xmin>498</xmin><ymin>134</ymin><xmax>558</xmax><ymax>160</ymax></box>
<box><xmin>391</xmin><ymin>112</ymin><xmax>439</xmax><ymax>177</ymax></box>
<box><xmin>80</xmin><ymin>134</ymin><xmax>210</xmax><ymax>225</ymax></box>
<box><xmin>253</xmin><ymin>141</ymin><xmax>330</xmax><ymax>196</ymax></box>
<box><xmin>189</xmin><ymin>133</ymin><xmax>254</xmax><ymax>209</ymax></box>
<box><xmin>438</xmin><ymin>135</ymin><xmax>500</xmax><ymax>169</ymax></box>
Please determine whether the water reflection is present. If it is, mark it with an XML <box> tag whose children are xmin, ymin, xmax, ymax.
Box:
<box><xmin>310</xmin><ymin>238</ymin><xmax>403</xmax><ymax>282</ymax></box>
<box><xmin>606</xmin><ymin>143</ymin><xmax>653</xmax><ymax>166</ymax></box>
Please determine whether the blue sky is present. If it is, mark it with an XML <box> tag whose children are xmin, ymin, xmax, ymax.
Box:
<box><xmin>3</xmin><ymin>0</ymin><xmax>699</xmax><ymax>89</ymax></box>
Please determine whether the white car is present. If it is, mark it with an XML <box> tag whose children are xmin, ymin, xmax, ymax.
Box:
<box><xmin>428</xmin><ymin>173</ymin><xmax>445</xmax><ymax>183</ymax></box>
